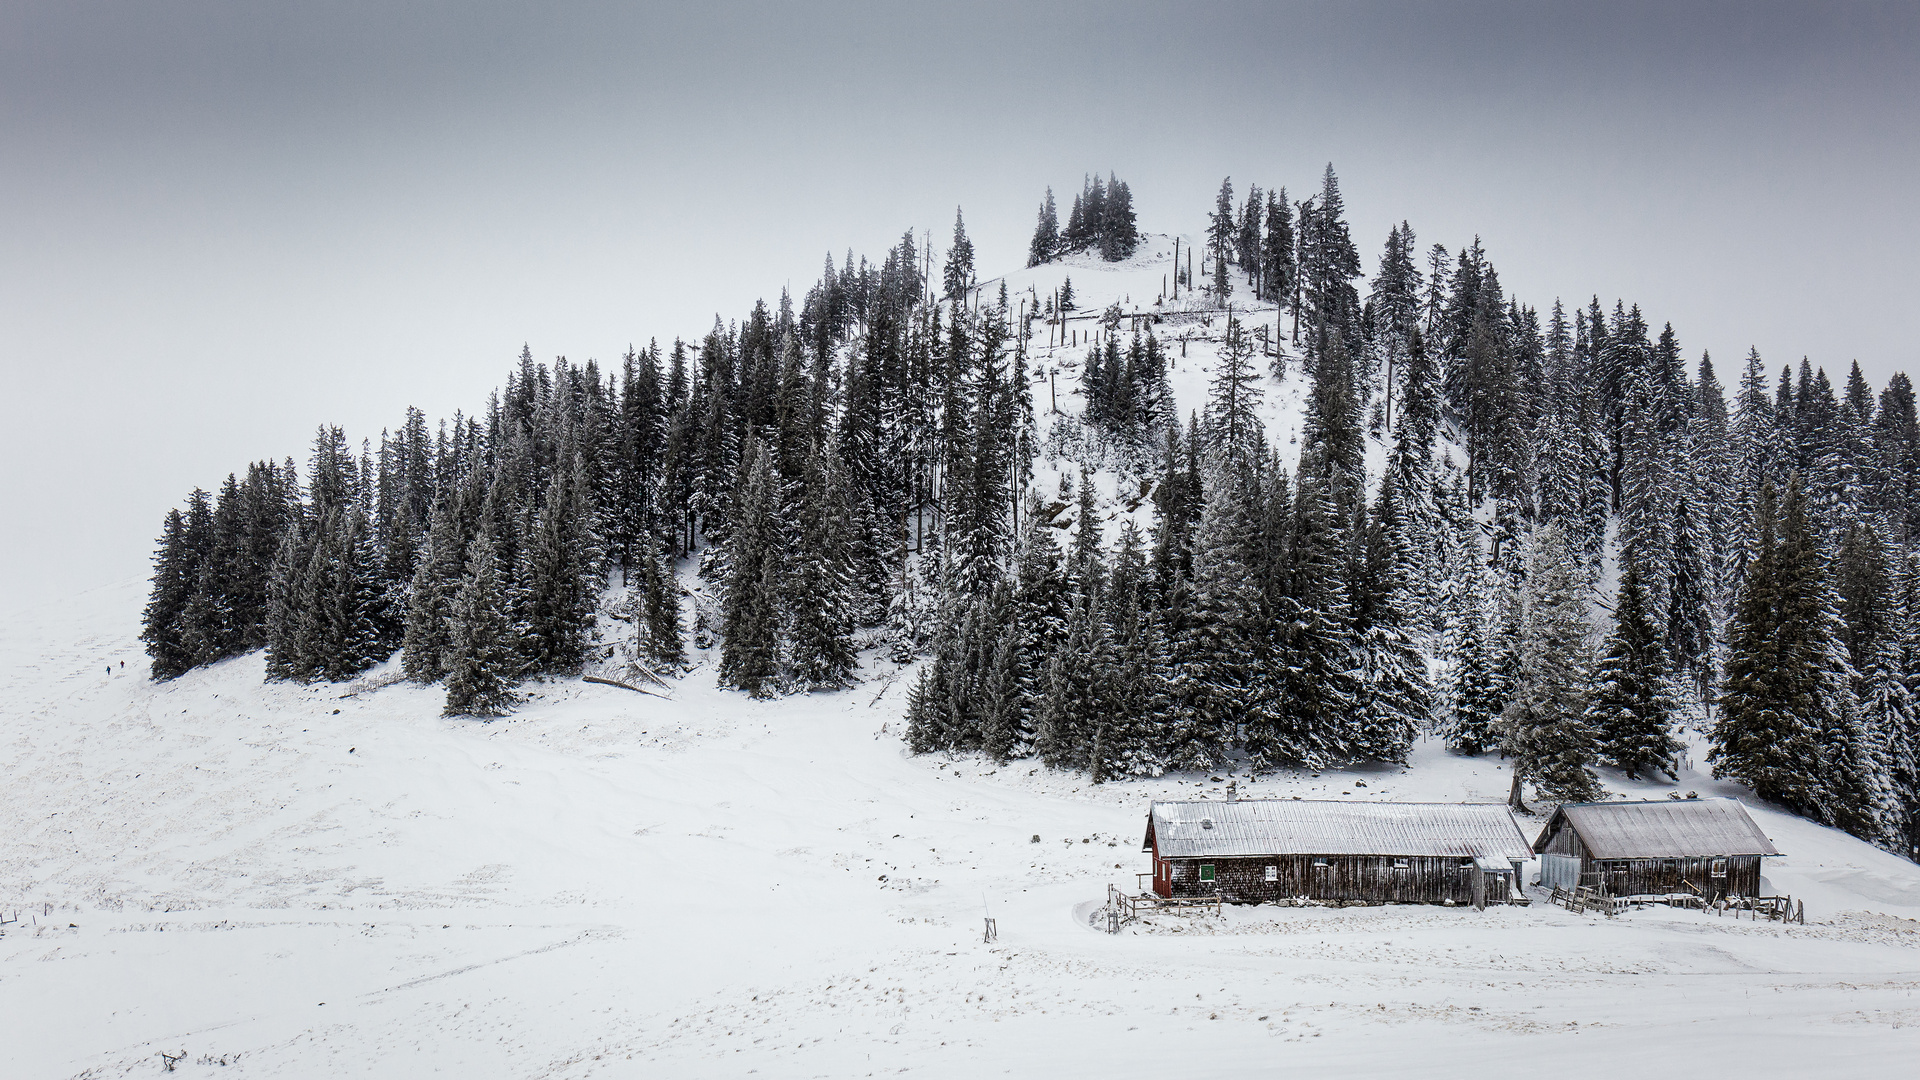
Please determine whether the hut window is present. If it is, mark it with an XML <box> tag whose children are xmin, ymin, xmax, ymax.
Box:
<box><xmin>1312</xmin><ymin>859</ymin><xmax>1330</xmax><ymax>870</ymax></box>
<box><xmin>1393</xmin><ymin>858</ymin><xmax>1410</xmax><ymax>871</ymax></box>
<box><xmin>1711</xmin><ymin>858</ymin><xmax>1728</xmax><ymax>878</ymax></box>
<box><xmin>1265</xmin><ymin>866</ymin><xmax>1278</xmax><ymax>882</ymax></box>
<box><xmin>1200</xmin><ymin>864</ymin><xmax>1216</xmax><ymax>882</ymax></box>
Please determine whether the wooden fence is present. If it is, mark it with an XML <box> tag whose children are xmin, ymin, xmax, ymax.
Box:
<box><xmin>1551</xmin><ymin>884</ymin><xmax>1805</xmax><ymax>924</ymax></box>
<box><xmin>1103</xmin><ymin>883</ymin><xmax>1221</xmax><ymax>932</ymax></box>
<box><xmin>1718</xmin><ymin>895</ymin><xmax>1805</xmax><ymax>923</ymax></box>
<box><xmin>1550</xmin><ymin>885</ymin><xmax>1621</xmax><ymax>916</ymax></box>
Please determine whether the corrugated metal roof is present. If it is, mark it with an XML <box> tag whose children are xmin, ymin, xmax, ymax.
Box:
<box><xmin>1144</xmin><ymin>800</ymin><xmax>1533</xmax><ymax>860</ymax></box>
<box><xmin>1535</xmin><ymin>798</ymin><xmax>1782</xmax><ymax>859</ymax></box>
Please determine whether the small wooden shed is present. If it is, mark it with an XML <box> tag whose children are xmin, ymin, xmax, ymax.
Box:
<box><xmin>1531</xmin><ymin>797</ymin><xmax>1781</xmax><ymax>901</ymax></box>
<box><xmin>1142</xmin><ymin>800</ymin><xmax>1534</xmax><ymax>907</ymax></box>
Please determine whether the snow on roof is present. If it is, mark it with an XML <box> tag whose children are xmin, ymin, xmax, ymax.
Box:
<box><xmin>1535</xmin><ymin>798</ymin><xmax>1782</xmax><ymax>859</ymax></box>
<box><xmin>1144</xmin><ymin>800</ymin><xmax>1532</xmax><ymax>861</ymax></box>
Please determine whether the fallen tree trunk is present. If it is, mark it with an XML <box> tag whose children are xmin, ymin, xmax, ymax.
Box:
<box><xmin>582</xmin><ymin>675</ymin><xmax>671</xmax><ymax>700</ymax></box>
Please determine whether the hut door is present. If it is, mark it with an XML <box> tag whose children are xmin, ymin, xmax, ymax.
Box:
<box><xmin>1540</xmin><ymin>854</ymin><xmax>1580</xmax><ymax>892</ymax></box>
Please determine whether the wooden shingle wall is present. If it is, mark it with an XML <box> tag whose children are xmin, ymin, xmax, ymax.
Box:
<box><xmin>1582</xmin><ymin>855</ymin><xmax>1762</xmax><ymax>899</ymax></box>
<box><xmin>1166</xmin><ymin>854</ymin><xmax>1487</xmax><ymax>905</ymax></box>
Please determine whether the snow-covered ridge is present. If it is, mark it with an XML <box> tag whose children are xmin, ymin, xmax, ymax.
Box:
<box><xmin>6</xmin><ymin>571</ymin><xmax>1920</xmax><ymax>1077</ymax></box>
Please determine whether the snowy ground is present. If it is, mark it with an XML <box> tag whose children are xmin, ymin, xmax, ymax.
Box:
<box><xmin>6</xmin><ymin>577</ymin><xmax>1920</xmax><ymax>1079</ymax></box>
<box><xmin>9</xmin><ymin>247</ymin><xmax>1920</xmax><ymax>1077</ymax></box>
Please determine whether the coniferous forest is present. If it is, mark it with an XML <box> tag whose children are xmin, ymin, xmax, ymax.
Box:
<box><xmin>142</xmin><ymin>167</ymin><xmax>1920</xmax><ymax>859</ymax></box>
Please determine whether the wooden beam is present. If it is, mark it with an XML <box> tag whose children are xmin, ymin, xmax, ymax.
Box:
<box><xmin>582</xmin><ymin>675</ymin><xmax>671</xmax><ymax>699</ymax></box>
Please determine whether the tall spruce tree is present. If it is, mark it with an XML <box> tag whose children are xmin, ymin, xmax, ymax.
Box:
<box><xmin>174</xmin><ymin>488</ymin><xmax>222</xmax><ymax>665</ymax></box>
<box><xmin>1446</xmin><ymin>583</ymin><xmax>1506</xmax><ymax>755</ymax></box>
<box><xmin>1712</xmin><ymin>478</ymin><xmax>1831</xmax><ymax>818</ymax></box>
<box><xmin>943</xmin><ymin>207</ymin><xmax>975</xmax><ymax>303</ymax></box>
<box><xmin>1034</xmin><ymin>594</ymin><xmax>1111</xmax><ymax>773</ymax></box>
<box><xmin>1260</xmin><ymin>188</ymin><xmax>1295</xmax><ymax>307</ymax></box>
<box><xmin>1007</xmin><ymin>498</ymin><xmax>1069</xmax><ymax>755</ymax></box>
<box><xmin>784</xmin><ymin>438</ymin><xmax>859</xmax><ymax>688</ymax></box>
<box><xmin>1369</xmin><ymin>222</ymin><xmax>1422</xmax><ymax>430</ymax></box>
<box><xmin>1203</xmin><ymin>315</ymin><xmax>1264</xmax><ymax>466</ymax></box>
<box><xmin>1165</xmin><ymin>466</ymin><xmax>1263</xmax><ymax>768</ymax></box>
<box><xmin>327</xmin><ymin>506</ymin><xmax>389</xmax><ymax>679</ymax></box>
<box><xmin>263</xmin><ymin>515</ymin><xmax>307</xmax><ymax>681</ymax></box>
<box><xmin>905</xmin><ymin>626</ymin><xmax>964</xmax><ymax>754</ymax></box>
<box><xmin>1498</xmin><ymin>523</ymin><xmax>1603</xmax><ymax>806</ymax></box>
<box><xmin>1263</xmin><ymin>466</ymin><xmax>1357</xmax><ymax>767</ymax></box>
<box><xmin>141</xmin><ymin>505</ymin><xmax>202</xmax><ymax>680</ymax></box>
<box><xmin>443</xmin><ymin>529</ymin><xmax>518</xmax><ymax>717</ymax></box>
<box><xmin>402</xmin><ymin>490</ymin><xmax>465</xmax><ymax>682</ymax></box>
<box><xmin>1208</xmin><ymin>177</ymin><xmax>1234</xmax><ymax>300</ymax></box>
<box><xmin>1586</xmin><ymin>564</ymin><xmax>1685</xmax><ymax>779</ymax></box>
<box><xmin>1098</xmin><ymin>175</ymin><xmax>1139</xmax><ymax>261</ymax></box>
<box><xmin>1028</xmin><ymin>187</ymin><xmax>1060</xmax><ymax>267</ymax></box>
<box><xmin>1878</xmin><ymin>555</ymin><xmax>1920</xmax><ymax>854</ymax></box>
<box><xmin>519</xmin><ymin>448</ymin><xmax>597</xmax><ymax>674</ymax></box>
<box><xmin>719</xmin><ymin>439</ymin><xmax>781</xmax><ymax>696</ymax></box>
<box><xmin>633</xmin><ymin>537</ymin><xmax>685</xmax><ymax>671</ymax></box>
<box><xmin>1351</xmin><ymin>483</ymin><xmax>1429</xmax><ymax>763</ymax></box>
<box><xmin>1091</xmin><ymin>522</ymin><xmax>1170</xmax><ymax>777</ymax></box>
<box><xmin>1298</xmin><ymin>165</ymin><xmax>1363</xmax><ymax>369</ymax></box>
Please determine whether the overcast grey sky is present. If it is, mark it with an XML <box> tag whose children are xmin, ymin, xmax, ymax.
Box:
<box><xmin>2</xmin><ymin>2</ymin><xmax>1915</xmax><ymax>611</ymax></box>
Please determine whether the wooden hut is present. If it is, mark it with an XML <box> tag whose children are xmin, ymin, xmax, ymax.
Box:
<box><xmin>1531</xmin><ymin>797</ymin><xmax>1781</xmax><ymax>901</ymax></box>
<box><xmin>1142</xmin><ymin>800</ymin><xmax>1534</xmax><ymax>907</ymax></box>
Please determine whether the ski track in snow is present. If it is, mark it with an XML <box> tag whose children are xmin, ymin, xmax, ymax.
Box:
<box><xmin>8</xmin><ymin>249</ymin><xmax>1920</xmax><ymax>1078</ymax></box>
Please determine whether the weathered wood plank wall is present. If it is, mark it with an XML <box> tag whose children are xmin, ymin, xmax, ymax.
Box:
<box><xmin>1165</xmin><ymin>854</ymin><xmax>1488</xmax><ymax>905</ymax></box>
<box><xmin>1580</xmin><ymin>855</ymin><xmax>1762</xmax><ymax>899</ymax></box>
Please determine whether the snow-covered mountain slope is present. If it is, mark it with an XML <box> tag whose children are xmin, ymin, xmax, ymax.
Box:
<box><xmin>6</xmin><ymin>573</ymin><xmax>1920</xmax><ymax>1079</ymax></box>
<box><xmin>985</xmin><ymin>236</ymin><xmax>1390</xmax><ymax>534</ymax></box>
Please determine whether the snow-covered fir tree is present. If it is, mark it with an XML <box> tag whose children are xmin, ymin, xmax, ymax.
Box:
<box><xmin>1586</xmin><ymin>563</ymin><xmax>1685</xmax><ymax>780</ymax></box>
<box><xmin>783</xmin><ymin>438</ymin><xmax>859</xmax><ymax>689</ymax></box>
<box><xmin>718</xmin><ymin>439</ymin><xmax>781</xmax><ymax>697</ymax></box>
<box><xmin>443</xmin><ymin>529</ymin><xmax>519</xmax><ymax>718</ymax></box>
<box><xmin>1351</xmin><ymin>483</ymin><xmax>1430</xmax><ymax>763</ymax></box>
<box><xmin>1446</xmin><ymin>582</ymin><xmax>1506</xmax><ymax>756</ymax></box>
<box><xmin>1498</xmin><ymin>522</ymin><xmax>1604</xmax><ymax>806</ymax></box>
